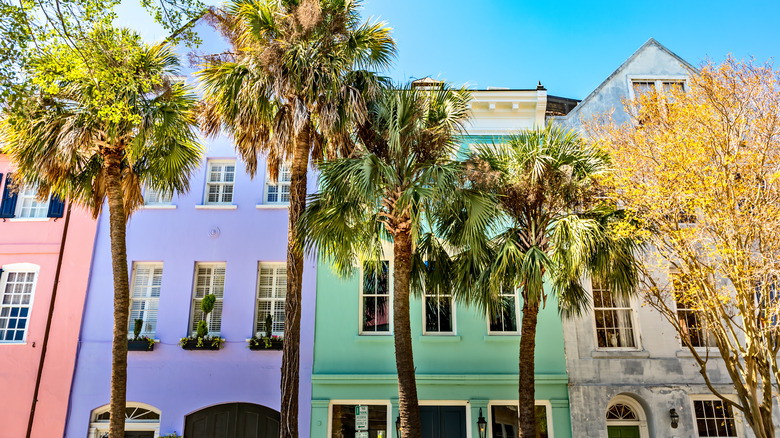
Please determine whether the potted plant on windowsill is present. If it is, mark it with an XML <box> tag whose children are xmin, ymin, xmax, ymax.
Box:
<box><xmin>128</xmin><ymin>318</ymin><xmax>155</xmax><ymax>351</ymax></box>
<box><xmin>248</xmin><ymin>314</ymin><xmax>283</xmax><ymax>350</ymax></box>
<box><xmin>179</xmin><ymin>294</ymin><xmax>224</xmax><ymax>350</ymax></box>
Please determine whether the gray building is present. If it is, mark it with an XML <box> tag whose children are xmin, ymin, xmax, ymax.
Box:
<box><xmin>555</xmin><ymin>39</ymin><xmax>775</xmax><ymax>438</ymax></box>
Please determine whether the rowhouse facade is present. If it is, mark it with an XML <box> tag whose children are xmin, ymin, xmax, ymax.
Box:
<box><xmin>64</xmin><ymin>134</ymin><xmax>317</xmax><ymax>438</ymax></box>
<box><xmin>309</xmin><ymin>86</ymin><xmax>577</xmax><ymax>438</ymax></box>
<box><xmin>0</xmin><ymin>154</ymin><xmax>98</xmax><ymax>438</ymax></box>
<box><xmin>555</xmin><ymin>38</ymin><xmax>778</xmax><ymax>438</ymax></box>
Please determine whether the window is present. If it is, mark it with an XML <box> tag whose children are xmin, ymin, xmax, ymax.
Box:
<box><xmin>15</xmin><ymin>185</ymin><xmax>48</xmax><ymax>218</ymax></box>
<box><xmin>89</xmin><ymin>403</ymin><xmax>161</xmax><ymax>438</ymax></box>
<box><xmin>755</xmin><ymin>278</ymin><xmax>779</xmax><ymax>331</ymax></box>
<box><xmin>631</xmin><ymin>79</ymin><xmax>686</xmax><ymax>97</ymax></box>
<box><xmin>361</xmin><ymin>261</ymin><xmax>391</xmax><ymax>334</ymax></box>
<box><xmin>190</xmin><ymin>263</ymin><xmax>225</xmax><ymax>336</ymax></box>
<box><xmin>129</xmin><ymin>263</ymin><xmax>162</xmax><ymax>338</ymax></box>
<box><xmin>693</xmin><ymin>399</ymin><xmax>737</xmax><ymax>437</ymax></box>
<box><xmin>330</xmin><ymin>404</ymin><xmax>389</xmax><ymax>438</ymax></box>
<box><xmin>256</xmin><ymin>263</ymin><xmax>286</xmax><ymax>337</ymax></box>
<box><xmin>205</xmin><ymin>160</ymin><xmax>236</xmax><ymax>205</ymax></box>
<box><xmin>673</xmin><ymin>273</ymin><xmax>716</xmax><ymax>348</ymax></box>
<box><xmin>0</xmin><ymin>267</ymin><xmax>37</xmax><ymax>342</ymax></box>
<box><xmin>489</xmin><ymin>286</ymin><xmax>518</xmax><ymax>333</ymax></box>
<box><xmin>265</xmin><ymin>165</ymin><xmax>291</xmax><ymax>204</ymax></box>
<box><xmin>423</xmin><ymin>288</ymin><xmax>454</xmax><ymax>334</ymax></box>
<box><xmin>490</xmin><ymin>405</ymin><xmax>549</xmax><ymax>438</ymax></box>
<box><xmin>144</xmin><ymin>186</ymin><xmax>173</xmax><ymax>205</ymax></box>
<box><xmin>593</xmin><ymin>278</ymin><xmax>638</xmax><ymax>349</ymax></box>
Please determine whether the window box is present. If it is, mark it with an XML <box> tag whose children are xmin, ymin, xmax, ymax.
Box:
<box><xmin>179</xmin><ymin>336</ymin><xmax>223</xmax><ymax>350</ymax></box>
<box><xmin>127</xmin><ymin>338</ymin><xmax>154</xmax><ymax>351</ymax></box>
<box><xmin>248</xmin><ymin>336</ymin><xmax>283</xmax><ymax>350</ymax></box>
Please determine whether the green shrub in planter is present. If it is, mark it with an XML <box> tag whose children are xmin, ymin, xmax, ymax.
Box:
<box><xmin>133</xmin><ymin>318</ymin><xmax>143</xmax><ymax>340</ymax></box>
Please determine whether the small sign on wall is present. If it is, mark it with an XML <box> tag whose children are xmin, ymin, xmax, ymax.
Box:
<box><xmin>356</xmin><ymin>432</ymin><xmax>369</xmax><ymax>438</ymax></box>
<box><xmin>355</xmin><ymin>405</ymin><xmax>369</xmax><ymax>431</ymax></box>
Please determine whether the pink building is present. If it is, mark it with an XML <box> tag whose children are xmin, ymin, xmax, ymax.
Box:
<box><xmin>0</xmin><ymin>154</ymin><xmax>97</xmax><ymax>438</ymax></box>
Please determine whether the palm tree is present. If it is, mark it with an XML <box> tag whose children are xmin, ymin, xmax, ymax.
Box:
<box><xmin>462</xmin><ymin>126</ymin><xmax>641</xmax><ymax>437</ymax></box>
<box><xmin>300</xmin><ymin>84</ymin><xmax>492</xmax><ymax>438</ymax></box>
<box><xmin>197</xmin><ymin>1</ymin><xmax>394</xmax><ymax>435</ymax></box>
<box><xmin>1</xmin><ymin>27</ymin><xmax>203</xmax><ymax>437</ymax></box>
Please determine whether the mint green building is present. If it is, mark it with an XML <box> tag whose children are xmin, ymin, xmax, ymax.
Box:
<box><xmin>309</xmin><ymin>86</ymin><xmax>578</xmax><ymax>438</ymax></box>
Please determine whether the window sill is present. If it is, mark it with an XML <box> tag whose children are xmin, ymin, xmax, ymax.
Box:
<box><xmin>140</xmin><ymin>205</ymin><xmax>176</xmax><ymax>210</ymax></box>
<box><xmin>419</xmin><ymin>335</ymin><xmax>461</xmax><ymax>343</ymax></box>
<box><xmin>354</xmin><ymin>334</ymin><xmax>393</xmax><ymax>342</ymax></box>
<box><xmin>256</xmin><ymin>204</ymin><xmax>289</xmax><ymax>210</ymax></box>
<box><xmin>591</xmin><ymin>350</ymin><xmax>650</xmax><ymax>359</ymax></box>
<box><xmin>0</xmin><ymin>341</ymin><xmax>27</xmax><ymax>345</ymax></box>
<box><xmin>676</xmin><ymin>348</ymin><xmax>720</xmax><ymax>358</ymax></box>
<box><xmin>483</xmin><ymin>335</ymin><xmax>521</xmax><ymax>342</ymax></box>
<box><xmin>195</xmin><ymin>205</ymin><xmax>237</xmax><ymax>210</ymax></box>
<box><xmin>7</xmin><ymin>217</ymin><xmax>50</xmax><ymax>222</ymax></box>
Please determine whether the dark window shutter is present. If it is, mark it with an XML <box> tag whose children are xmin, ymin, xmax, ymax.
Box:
<box><xmin>0</xmin><ymin>173</ymin><xmax>18</xmax><ymax>218</ymax></box>
<box><xmin>47</xmin><ymin>194</ymin><xmax>65</xmax><ymax>218</ymax></box>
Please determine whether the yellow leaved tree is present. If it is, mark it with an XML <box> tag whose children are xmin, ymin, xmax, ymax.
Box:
<box><xmin>588</xmin><ymin>58</ymin><xmax>780</xmax><ymax>438</ymax></box>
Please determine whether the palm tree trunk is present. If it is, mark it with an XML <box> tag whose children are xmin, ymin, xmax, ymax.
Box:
<box><xmin>393</xmin><ymin>230</ymin><xmax>422</xmax><ymax>438</ymax></box>
<box><xmin>104</xmin><ymin>150</ymin><xmax>130</xmax><ymax>438</ymax></box>
<box><xmin>281</xmin><ymin>121</ymin><xmax>310</xmax><ymax>438</ymax></box>
<box><xmin>517</xmin><ymin>299</ymin><xmax>540</xmax><ymax>438</ymax></box>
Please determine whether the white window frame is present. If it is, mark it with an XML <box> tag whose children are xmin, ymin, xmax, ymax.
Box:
<box><xmin>128</xmin><ymin>262</ymin><xmax>163</xmax><ymax>338</ymax></box>
<box><xmin>689</xmin><ymin>395</ymin><xmax>743</xmax><ymax>438</ymax></box>
<box><xmin>0</xmin><ymin>263</ymin><xmax>39</xmax><ymax>344</ymax></box>
<box><xmin>327</xmin><ymin>400</ymin><xmax>392</xmax><ymax>438</ymax></box>
<box><xmin>422</xmin><ymin>288</ymin><xmax>456</xmax><ymax>335</ymax></box>
<box><xmin>605</xmin><ymin>395</ymin><xmax>650</xmax><ymax>438</ymax></box>
<box><xmin>671</xmin><ymin>270</ymin><xmax>717</xmax><ymax>350</ymax></box>
<box><xmin>203</xmin><ymin>160</ymin><xmax>236</xmax><ymax>205</ymax></box>
<box><xmin>264</xmin><ymin>164</ymin><xmax>291</xmax><ymax>205</ymax></box>
<box><xmin>626</xmin><ymin>75</ymin><xmax>688</xmax><ymax>102</ymax></box>
<box><xmin>487</xmin><ymin>400</ymin><xmax>553</xmax><ymax>438</ymax></box>
<box><xmin>14</xmin><ymin>185</ymin><xmax>49</xmax><ymax>219</ymax></box>
<box><xmin>189</xmin><ymin>262</ymin><xmax>226</xmax><ymax>337</ymax></box>
<box><xmin>591</xmin><ymin>278</ymin><xmax>641</xmax><ymax>351</ymax></box>
<box><xmin>255</xmin><ymin>262</ymin><xmax>286</xmax><ymax>337</ymax></box>
<box><xmin>88</xmin><ymin>402</ymin><xmax>161</xmax><ymax>438</ymax></box>
<box><xmin>358</xmin><ymin>260</ymin><xmax>393</xmax><ymax>336</ymax></box>
<box><xmin>143</xmin><ymin>186</ymin><xmax>174</xmax><ymax>207</ymax></box>
<box><xmin>487</xmin><ymin>287</ymin><xmax>520</xmax><ymax>335</ymax></box>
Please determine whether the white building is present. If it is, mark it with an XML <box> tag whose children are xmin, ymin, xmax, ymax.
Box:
<box><xmin>555</xmin><ymin>39</ymin><xmax>775</xmax><ymax>438</ymax></box>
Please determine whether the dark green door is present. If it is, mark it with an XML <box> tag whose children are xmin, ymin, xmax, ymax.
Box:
<box><xmin>124</xmin><ymin>433</ymin><xmax>154</xmax><ymax>438</ymax></box>
<box><xmin>184</xmin><ymin>403</ymin><xmax>280</xmax><ymax>438</ymax></box>
<box><xmin>420</xmin><ymin>406</ymin><xmax>466</xmax><ymax>438</ymax></box>
<box><xmin>607</xmin><ymin>425</ymin><xmax>640</xmax><ymax>438</ymax></box>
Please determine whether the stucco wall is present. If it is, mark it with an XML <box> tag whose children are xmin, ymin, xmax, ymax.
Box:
<box><xmin>310</xmin><ymin>255</ymin><xmax>572</xmax><ymax>438</ymax></box>
<box><xmin>64</xmin><ymin>135</ymin><xmax>317</xmax><ymax>437</ymax></box>
<box><xmin>0</xmin><ymin>155</ymin><xmax>98</xmax><ymax>438</ymax></box>
<box><xmin>556</xmin><ymin>40</ymin><xmax>779</xmax><ymax>438</ymax></box>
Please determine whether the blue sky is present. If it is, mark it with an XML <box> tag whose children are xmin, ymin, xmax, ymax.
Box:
<box><xmin>117</xmin><ymin>0</ymin><xmax>780</xmax><ymax>100</ymax></box>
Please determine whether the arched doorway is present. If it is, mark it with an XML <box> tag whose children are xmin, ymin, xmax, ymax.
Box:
<box><xmin>184</xmin><ymin>403</ymin><xmax>280</xmax><ymax>438</ymax></box>
<box><xmin>605</xmin><ymin>395</ymin><xmax>649</xmax><ymax>438</ymax></box>
<box><xmin>88</xmin><ymin>402</ymin><xmax>160</xmax><ymax>438</ymax></box>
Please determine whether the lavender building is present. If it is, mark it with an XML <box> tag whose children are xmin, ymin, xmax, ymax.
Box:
<box><xmin>64</xmin><ymin>134</ymin><xmax>316</xmax><ymax>438</ymax></box>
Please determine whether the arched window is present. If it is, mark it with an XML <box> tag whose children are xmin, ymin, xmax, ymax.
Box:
<box><xmin>606</xmin><ymin>404</ymin><xmax>638</xmax><ymax>421</ymax></box>
<box><xmin>88</xmin><ymin>403</ymin><xmax>161</xmax><ymax>438</ymax></box>
<box><xmin>605</xmin><ymin>395</ymin><xmax>649</xmax><ymax>438</ymax></box>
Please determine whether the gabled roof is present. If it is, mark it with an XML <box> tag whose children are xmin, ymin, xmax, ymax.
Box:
<box><xmin>572</xmin><ymin>38</ymin><xmax>697</xmax><ymax>113</ymax></box>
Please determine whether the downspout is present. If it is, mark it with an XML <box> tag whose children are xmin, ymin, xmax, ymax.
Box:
<box><xmin>26</xmin><ymin>201</ymin><xmax>72</xmax><ymax>438</ymax></box>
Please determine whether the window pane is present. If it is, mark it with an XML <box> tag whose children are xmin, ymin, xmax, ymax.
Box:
<box><xmin>191</xmin><ymin>263</ymin><xmax>226</xmax><ymax>336</ymax></box>
<box><xmin>330</xmin><ymin>404</ymin><xmax>387</xmax><ymax>438</ymax></box>
<box><xmin>693</xmin><ymin>400</ymin><xmax>737</xmax><ymax>437</ymax></box>
<box><xmin>0</xmin><ymin>270</ymin><xmax>36</xmax><ymax>342</ymax></box>
<box><xmin>15</xmin><ymin>185</ymin><xmax>48</xmax><ymax>218</ymax></box>
<box><xmin>256</xmin><ymin>263</ymin><xmax>287</xmax><ymax>336</ymax></box>
<box><xmin>593</xmin><ymin>280</ymin><xmax>636</xmax><ymax>348</ymax></box>
<box><xmin>490</xmin><ymin>289</ymin><xmax>518</xmax><ymax>332</ymax></box>
<box><xmin>491</xmin><ymin>405</ymin><xmax>548</xmax><ymax>438</ymax></box>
